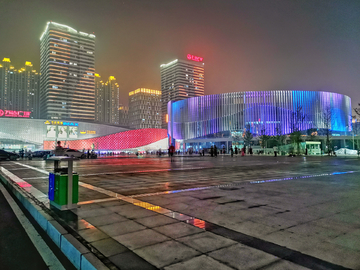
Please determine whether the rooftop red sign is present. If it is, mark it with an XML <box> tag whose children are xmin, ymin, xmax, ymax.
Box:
<box><xmin>0</xmin><ymin>109</ymin><xmax>31</xmax><ymax>118</ymax></box>
<box><xmin>187</xmin><ymin>54</ymin><xmax>204</xmax><ymax>62</ymax></box>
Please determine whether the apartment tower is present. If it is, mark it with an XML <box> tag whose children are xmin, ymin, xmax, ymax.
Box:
<box><xmin>0</xmin><ymin>58</ymin><xmax>40</xmax><ymax>118</ymax></box>
<box><xmin>95</xmin><ymin>74</ymin><xmax>119</xmax><ymax>125</ymax></box>
<box><xmin>160</xmin><ymin>54</ymin><xmax>205</xmax><ymax>128</ymax></box>
<box><xmin>128</xmin><ymin>88</ymin><xmax>162</xmax><ymax>129</ymax></box>
<box><xmin>118</xmin><ymin>105</ymin><xmax>129</xmax><ymax>127</ymax></box>
<box><xmin>40</xmin><ymin>22</ymin><xmax>95</xmax><ymax>120</ymax></box>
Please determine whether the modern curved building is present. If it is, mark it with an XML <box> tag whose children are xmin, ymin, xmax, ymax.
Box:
<box><xmin>0</xmin><ymin>118</ymin><xmax>168</xmax><ymax>151</ymax></box>
<box><xmin>168</xmin><ymin>90</ymin><xmax>351</xmax><ymax>145</ymax></box>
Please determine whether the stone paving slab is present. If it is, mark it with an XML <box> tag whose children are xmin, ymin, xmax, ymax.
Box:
<box><xmin>208</xmin><ymin>243</ymin><xmax>279</xmax><ymax>269</ymax></box>
<box><xmin>164</xmin><ymin>255</ymin><xmax>234</xmax><ymax>270</ymax></box>
<box><xmin>133</xmin><ymin>240</ymin><xmax>201</xmax><ymax>268</ymax></box>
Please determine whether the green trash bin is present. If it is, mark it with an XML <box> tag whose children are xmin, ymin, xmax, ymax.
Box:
<box><xmin>53</xmin><ymin>173</ymin><xmax>79</xmax><ymax>205</ymax></box>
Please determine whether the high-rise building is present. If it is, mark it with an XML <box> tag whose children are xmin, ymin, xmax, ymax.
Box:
<box><xmin>40</xmin><ymin>22</ymin><xmax>95</xmax><ymax>121</ymax></box>
<box><xmin>94</xmin><ymin>73</ymin><xmax>104</xmax><ymax>122</ymax></box>
<box><xmin>118</xmin><ymin>105</ymin><xmax>129</xmax><ymax>127</ymax></box>
<box><xmin>95</xmin><ymin>74</ymin><xmax>120</xmax><ymax>125</ymax></box>
<box><xmin>128</xmin><ymin>88</ymin><xmax>162</xmax><ymax>129</ymax></box>
<box><xmin>0</xmin><ymin>58</ymin><xmax>40</xmax><ymax>118</ymax></box>
<box><xmin>160</xmin><ymin>54</ymin><xmax>205</xmax><ymax>128</ymax></box>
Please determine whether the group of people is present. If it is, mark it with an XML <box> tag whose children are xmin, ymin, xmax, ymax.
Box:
<box><xmin>230</xmin><ymin>146</ymin><xmax>253</xmax><ymax>157</ymax></box>
<box><xmin>18</xmin><ymin>148</ymin><xmax>33</xmax><ymax>159</ymax></box>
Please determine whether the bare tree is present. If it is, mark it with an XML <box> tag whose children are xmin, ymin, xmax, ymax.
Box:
<box><xmin>290</xmin><ymin>106</ymin><xmax>306</xmax><ymax>155</ymax></box>
<box><xmin>354</xmin><ymin>104</ymin><xmax>360</xmax><ymax>117</ymax></box>
<box><xmin>274</xmin><ymin>123</ymin><xmax>287</xmax><ymax>146</ymax></box>
<box><xmin>351</xmin><ymin>116</ymin><xmax>360</xmax><ymax>150</ymax></box>
<box><xmin>243</xmin><ymin>124</ymin><xmax>253</xmax><ymax>146</ymax></box>
<box><xmin>321</xmin><ymin>106</ymin><xmax>334</xmax><ymax>155</ymax></box>
<box><xmin>259</xmin><ymin>125</ymin><xmax>270</xmax><ymax>148</ymax></box>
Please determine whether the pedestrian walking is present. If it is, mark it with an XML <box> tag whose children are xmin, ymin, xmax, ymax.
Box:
<box><xmin>19</xmin><ymin>149</ymin><xmax>24</xmax><ymax>159</ymax></box>
<box><xmin>230</xmin><ymin>147</ymin><xmax>234</xmax><ymax>157</ymax></box>
<box><xmin>241</xmin><ymin>146</ymin><xmax>246</xmax><ymax>156</ymax></box>
<box><xmin>273</xmin><ymin>146</ymin><xmax>278</xmax><ymax>157</ymax></box>
<box><xmin>210</xmin><ymin>146</ymin><xmax>214</xmax><ymax>157</ymax></box>
<box><xmin>235</xmin><ymin>146</ymin><xmax>238</xmax><ymax>156</ymax></box>
<box><xmin>249</xmin><ymin>146</ymin><xmax>253</xmax><ymax>155</ymax></box>
<box><xmin>169</xmin><ymin>144</ymin><xmax>175</xmax><ymax>162</ymax></box>
<box><xmin>54</xmin><ymin>141</ymin><xmax>65</xmax><ymax>156</ymax></box>
<box><xmin>214</xmin><ymin>145</ymin><xmax>218</xmax><ymax>157</ymax></box>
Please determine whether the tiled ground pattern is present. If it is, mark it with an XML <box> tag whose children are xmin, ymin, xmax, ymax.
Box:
<box><xmin>1</xmin><ymin>155</ymin><xmax>360</xmax><ymax>269</ymax></box>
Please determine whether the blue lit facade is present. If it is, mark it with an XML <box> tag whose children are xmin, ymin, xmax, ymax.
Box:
<box><xmin>168</xmin><ymin>91</ymin><xmax>351</xmax><ymax>141</ymax></box>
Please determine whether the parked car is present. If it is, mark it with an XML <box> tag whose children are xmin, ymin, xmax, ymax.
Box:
<box><xmin>64</xmin><ymin>149</ymin><xmax>86</xmax><ymax>159</ymax></box>
<box><xmin>0</xmin><ymin>150</ymin><xmax>20</xmax><ymax>161</ymax></box>
<box><xmin>32</xmin><ymin>150</ymin><xmax>52</xmax><ymax>158</ymax></box>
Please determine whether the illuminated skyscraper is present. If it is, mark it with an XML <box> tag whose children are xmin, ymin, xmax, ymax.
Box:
<box><xmin>118</xmin><ymin>105</ymin><xmax>129</xmax><ymax>127</ymax></box>
<box><xmin>40</xmin><ymin>22</ymin><xmax>95</xmax><ymax>120</ymax></box>
<box><xmin>128</xmin><ymin>88</ymin><xmax>162</xmax><ymax>129</ymax></box>
<box><xmin>94</xmin><ymin>73</ymin><xmax>104</xmax><ymax>122</ymax></box>
<box><xmin>0</xmin><ymin>58</ymin><xmax>40</xmax><ymax>118</ymax></box>
<box><xmin>160</xmin><ymin>55</ymin><xmax>205</xmax><ymax>128</ymax></box>
<box><xmin>95</xmin><ymin>74</ymin><xmax>120</xmax><ymax>125</ymax></box>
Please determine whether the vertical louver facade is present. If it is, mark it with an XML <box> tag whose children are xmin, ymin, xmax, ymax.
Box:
<box><xmin>168</xmin><ymin>91</ymin><xmax>352</xmax><ymax>140</ymax></box>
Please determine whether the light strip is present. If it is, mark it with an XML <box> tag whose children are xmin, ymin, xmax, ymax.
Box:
<box><xmin>40</xmin><ymin>22</ymin><xmax>50</xmax><ymax>41</ymax></box>
<box><xmin>40</xmin><ymin>21</ymin><xmax>79</xmax><ymax>41</ymax></box>
<box><xmin>160</xmin><ymin>59</ymin><xmax>178</xmax><ymax>68</ymax></box>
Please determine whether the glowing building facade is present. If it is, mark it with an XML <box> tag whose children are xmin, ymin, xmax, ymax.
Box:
<box><xmin>160</xmin><ymin>55</ymin><xmax>205</xmax><ymax>128</ymax></box>
<box><xmin>95</xmin><ymin>74</ymin><xmax>119</xmax><ymax>125</ymax></box>
<box><xmin>168</xmin><ymin>91</ymin><xmax>351</xmax><ymax>142</ymax></box>
<box><xmin>0</xmin><ymin>58</ymin><xmax>40</xmax><ymax>118</ymax></box>
<box><xmin>0</xmin><ymin>117</ymin><xmax>167</xmax><ymax>151</ymax></box>
<box><xmin>128</xmin><ymin>88</ymin><xmax>162</xmax><ymax>129</ymax></box>
<box><xmin>40</xmin><ymin>22</ymin><xmax>96</xmax><ymax>121</ymax></box>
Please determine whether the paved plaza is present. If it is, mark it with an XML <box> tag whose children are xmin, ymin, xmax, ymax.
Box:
<box><xmin>1</xmin><ymin>155</ymin><xmax>360</xmax><ymax>269</ymax></box>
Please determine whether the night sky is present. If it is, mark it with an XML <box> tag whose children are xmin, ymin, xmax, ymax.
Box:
<box><xmin>1</xmin><ymin>0</ymin><xmax>359</xmax><ymax>109</ymax></box>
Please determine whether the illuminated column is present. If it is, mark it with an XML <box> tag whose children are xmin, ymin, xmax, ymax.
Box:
<box><xmin>40</xmin><ymin>22</ymin><xmax>95</xmax><ymax>121</ymax></box>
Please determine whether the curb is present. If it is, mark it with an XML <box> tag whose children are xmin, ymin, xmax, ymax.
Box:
<box><xmin>0</xmin><ymin>167</ymin><xmax>110</xmax><ymax>270</ymax></box>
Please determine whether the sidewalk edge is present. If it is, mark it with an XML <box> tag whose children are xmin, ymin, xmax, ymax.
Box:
<box><xmin>0</xmin><ymin>168</ymin><xmax>110</xmax><ymax>270</ymax></box>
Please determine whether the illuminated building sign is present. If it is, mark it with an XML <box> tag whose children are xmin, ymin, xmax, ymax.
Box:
<box><xmin>0</xmin><ymin>109</ymin><xmax>31</xmax><ymax>118</ymax></box>
<box><xmin>187</xmin><ymin>54</ymin><xmax>203</xmax><ymax>62</ymax></box>
<box><xmin>44</xmin><ymin>120</ymin><xmax>78</xmax><ymax>126</ymax></box>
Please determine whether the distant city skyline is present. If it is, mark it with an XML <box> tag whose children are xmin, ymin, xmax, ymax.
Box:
<box><xmin>1</xmin><ymin>0</ymin><xmax>360</xmax><ymax>109</ymax></box>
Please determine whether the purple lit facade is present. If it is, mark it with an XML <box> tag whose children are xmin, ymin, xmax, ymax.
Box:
<box><xmin>168</xmin><ymin>91</ymin><xmax>351</xmax><ymax>141</ymax></box>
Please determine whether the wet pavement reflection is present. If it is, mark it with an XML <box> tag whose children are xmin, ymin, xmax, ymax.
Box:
<box><xmin>1</xmin><ymin>156</ymin><xmax>360</xmax><ymax>269</ymax></box>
